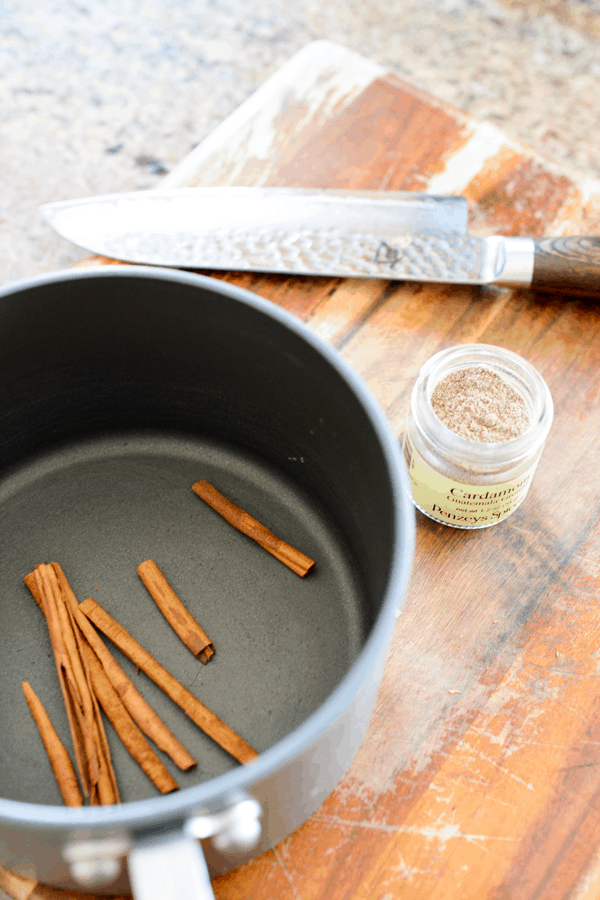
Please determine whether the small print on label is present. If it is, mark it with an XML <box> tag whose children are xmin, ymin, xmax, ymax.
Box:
<box><xmin>408</xmin><ymin>451</ymin><xmax>538</xmax><ymax>528</ymax></box>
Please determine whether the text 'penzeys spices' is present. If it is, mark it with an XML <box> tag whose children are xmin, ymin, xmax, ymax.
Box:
<box><xmin>402</xmin><ymin>344</ymin><xmax>553</xmax><ymax>529</ymax></box>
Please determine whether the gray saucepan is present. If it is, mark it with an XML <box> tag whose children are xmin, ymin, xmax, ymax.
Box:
<box><xmin>0</xmin><ymin>266</ymin><xmax>414</xmax><ymax>899</ymax></box>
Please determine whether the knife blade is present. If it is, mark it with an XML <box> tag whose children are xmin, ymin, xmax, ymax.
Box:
<box><xmin>40</xmin><ymin>187</ymin><xmax>600</xmax><ymax>294</ymax></box>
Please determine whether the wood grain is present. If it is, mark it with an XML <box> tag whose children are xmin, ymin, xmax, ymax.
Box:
<box><xmin>5</xmin><ymin>39</ymin><xmax>600</xmax><ymax>900</ymax></box>
<box><xmin>533</xmin><ymin>236</ymin><xmax>600</xmax><ymax>294</ymax></box>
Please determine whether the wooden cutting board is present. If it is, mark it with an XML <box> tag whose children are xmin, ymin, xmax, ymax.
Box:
<box><xmin>4</xmin><ymin>39</ymin><xmax>600</xmax><ymax>900</ymax></box>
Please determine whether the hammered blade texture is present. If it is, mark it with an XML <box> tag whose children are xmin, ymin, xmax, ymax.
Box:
<box><xmin>105</xmin><ymin>228</ymin><xmax>486</xmax><ymax>282</ymax></box>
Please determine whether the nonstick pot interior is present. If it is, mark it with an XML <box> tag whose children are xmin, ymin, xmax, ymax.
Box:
<box><xmin>0</xmin><ymin>268</ymin><xmax>403</xmax><ymax>810</ymax></box>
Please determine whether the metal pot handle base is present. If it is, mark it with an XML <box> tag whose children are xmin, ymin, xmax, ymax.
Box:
<box><xmin>128</xmin><ymin>834</ymin><xmax>214</xmax><ymax>900</ymax></box>
<box><xmin>64</xmin><ymin>797</ymin><xmax>262</xmax><ymax>899</ymax></box>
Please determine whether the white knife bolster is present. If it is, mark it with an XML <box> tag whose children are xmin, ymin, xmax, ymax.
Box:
<box><xmin>485</xmin><ymin>236</ymin><xmax>535</xmax><ymax>287</ymax></box>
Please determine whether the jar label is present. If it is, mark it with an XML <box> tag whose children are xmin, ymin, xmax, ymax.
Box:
<box><xmin>408</xmin><ymin>450</ymin><xmax>539</xmax><ymax>527</ymax></box>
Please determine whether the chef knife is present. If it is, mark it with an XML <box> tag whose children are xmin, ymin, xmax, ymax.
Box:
<box><xmin>40</xmin><ymin>187</ymin><xmax>600</xmax><ymax>294</ymax></box>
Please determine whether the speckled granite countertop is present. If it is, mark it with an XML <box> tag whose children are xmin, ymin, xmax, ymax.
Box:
<box><xmin>1</xmin><ymin>0</ymin><xmax>599</xmax><ymax>285</ymax></box>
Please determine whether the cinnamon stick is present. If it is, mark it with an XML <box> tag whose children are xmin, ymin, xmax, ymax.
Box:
<box><xmin>80</xmin><ymin>597</ymin><xmax>258</xmax><ymax>765</ymax></box>
<box><xmin>31</xmin><ymin>565</ymin><xmax>93</xmax><ymax>799</ymax></box>
<box><xmin>137</xmin><ymin>559</ymin><xmax>214</xmax><ymax>663</ymax></box>
<box><xmin>25</xmin><ymin>582</ymin><xmax>89</xmax><ymax>797</ymax></box>
<box><xmin>63</xmin><ymin>598</ymin><xmax>120</xmax><ymax>806</ymax></box>
<box><xmin>80</xmin><ymin>641</ymin><xmax>178</xmax><ymax>795</ymax></box>
<box><xmin>27</xmin><ymin>565</ymin><xmax>120</xmax><ymax>805</ymax></box>
<box><xmin>72</xmin><ymin>604</ymin><xmax>196</xmax><ymax>772</ymax></box>
<box><xmin>24</xmin><ymin>562</ymin><xmax>196</xmax><ymax>776</ymax></box>
<box><xmin>192</xmin><ymin>480</ymin><xmax>315</xmax><ymax>577</ymax></box>
<box><xmin>22</xmin><ymin>681</ymin><xmax>83</xmax><ymax>807</ymax></box>
<box><xmin>51</xmin><ymin>563</ymin><xmax>197</xmax><ymax>772</ymax></box>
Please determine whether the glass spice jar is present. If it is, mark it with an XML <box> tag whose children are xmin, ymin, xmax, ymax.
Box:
<box><xmin>402</xmin><ymin>343</ymin><xmax>553</xmax><ymax>529</ymax></box>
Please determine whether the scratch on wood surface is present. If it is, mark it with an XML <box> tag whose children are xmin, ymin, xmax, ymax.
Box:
<box><xmin>383</xmin><ymin>850</ymin><xmax>432</xmax><ymax>881</ymax></box>
<box><xmin>459</xmin><ymin>744</ymin><xmax>536</xmax><ymax>793</ymax></box>
<box><xmin>471</xmin><ymin>728</ymin><xmax>573</xmax><ymax>753</ymax></box>
<box><xmin>553</xmin><ymin>697</ymin><xmax>593</xmax><ymax>723</ymax></box>
<box><xmin>273</xmin><ymin>846</ymin><xmax>304</xmax><ymax>900</ymax></box>
<box><xmin>559</xmin><ymin>762</ymin><xmax>600</xmax><ymax>772</ymax></box>
<box><xmin>313</xmin><ymin>812</ymin><xmax>519</xmax><ymax>848</ymax></box>
<box><xmin>469</xmin><ymin>719</ymin><xmax>512</xmax><ymax>748</ymax></box>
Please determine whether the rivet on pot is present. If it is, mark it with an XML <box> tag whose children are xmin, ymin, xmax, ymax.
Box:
<box><xmin>187</xmin><ymin>796</ymin><xmax>262</xmax><ymax>853</ymax></box>
<box><xmin>63</xmin><ymin>836</ymin><xmax>131</xmax><ymax>886</ymax></box>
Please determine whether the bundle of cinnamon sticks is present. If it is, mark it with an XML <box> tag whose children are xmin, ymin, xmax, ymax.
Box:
<box><xmin>21</xmin><ymin>479</ymin><xmax>313</xmax><ymax>805</ymax></box>
<box><xmin>24</xmin><ymin>564</ymin><xmax>188</xmax><ymax>804</ymax></box>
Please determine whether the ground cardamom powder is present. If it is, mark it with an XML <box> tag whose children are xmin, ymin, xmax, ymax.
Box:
<box><xmin>431</xmin><ymin>366</ymin><xmax>530</xmax><ymax>442</ymax></box>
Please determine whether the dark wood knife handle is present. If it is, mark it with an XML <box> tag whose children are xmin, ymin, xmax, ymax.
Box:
<box><xmin>532</xmin><ymin>236</ymin><xmax>600</xmax><ymax>295</ymax></box>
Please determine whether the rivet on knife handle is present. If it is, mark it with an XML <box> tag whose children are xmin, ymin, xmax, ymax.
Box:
<box><xmin>531</xmin><ymin>236</ymin><xmax>600</xmax><ymax>295</ymax></box>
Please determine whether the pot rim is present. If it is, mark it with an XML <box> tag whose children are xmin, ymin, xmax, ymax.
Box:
<box><xmin>0</xmin><ymin>265</ymin><xmax>415</xmax><ymax>830</ymax></box>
